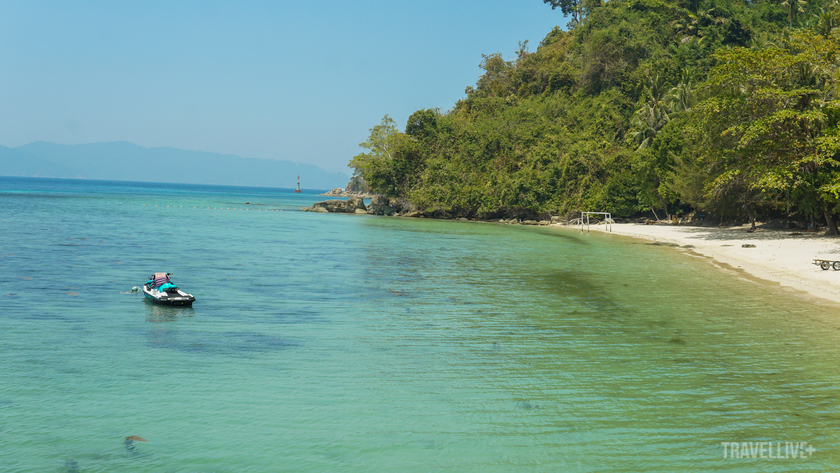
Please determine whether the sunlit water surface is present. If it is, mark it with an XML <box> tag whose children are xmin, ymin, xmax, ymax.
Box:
<box><xmin>1</xmin><ymin>177</ymin><xmax>839</xmax><ymax>472</ymax></box>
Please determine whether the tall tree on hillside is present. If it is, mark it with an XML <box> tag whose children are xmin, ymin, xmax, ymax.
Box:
<box><xmin>473</xmin><ymin>53</ymin><xmax>515</xmax><ymax>97</ymax></box>
<box><xmin>632</xmin><ymin>71</ymin><xmax>700</xmax><ymax>220</ymax></box>
<box><xmin>781</xmin><ymin>0</ymin><xmax>807</xmax><ymax>27</ymax></box>
<box><xmin>543</xmin><ymin>0</ymin><xmax>600</xmax><ymax>25</ymax></box>
<box><xmin>671</xmin><ymin>9</ymin><xmax>729</xmax><ymax>41</ymax></box>
<box><xmin>630</xmin><ymin>74</ymin><xmax>672</xmax><ymax>150</ymax></box>
<box><xmin>349</xmin><ymin>115</ymin><xmax>425</xmax><ymax>197</ymax></box>
<box><xmin>405</xmin><ymin>109</ymin><xmax>439</xmax><ymax>142</ymax></box>
<box><xmin>544</xmin><ymin>0</ymin><xmax>582</xmax><ymax>23</ymax></box>
<box><xmin>348</xmin><ymin>115</ymin><xmax>400</xmax><ymax>195</ymax></box>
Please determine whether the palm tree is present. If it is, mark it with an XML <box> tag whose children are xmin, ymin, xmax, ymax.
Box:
<box><xmin>670</xmin><ymin>9</ymin><xmax>728</xmax><ymax>42</ymax></box>
<box><xmin>631</xmin><ymin>104</ymin><xmax>670</xmax><ymax>149</ymax></box>
<box><xmin>781</xmin><ymin>0</ymin><xmax>807</xmax><ymax>28</ymax></box>
<box><xmin>631</xmin><ymin>73</ymin><xmax>698</xmax><ymax>150</ymax></box>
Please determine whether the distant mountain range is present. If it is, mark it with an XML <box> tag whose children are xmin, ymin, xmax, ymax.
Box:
<box><xmin>0</xmin><ymin>141</ymin><xmax>349</xmax><ymax>189</ymax></box>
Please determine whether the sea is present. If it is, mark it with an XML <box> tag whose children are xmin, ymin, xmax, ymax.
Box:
<box><xmin>1</xmin><ymin>176</ymin><xmax>839</xmax><ymax>472</ymax></box>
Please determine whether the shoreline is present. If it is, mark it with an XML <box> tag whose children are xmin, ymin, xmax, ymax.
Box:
<box><xmin>305</xmin><ymin>198</ymin><xmax>840</xmax><ymax>306</ymax></box>
<box><xmin>552</xmin><ymin>222</ymin><xmax>840</xmax><ymax>306</ymax></box>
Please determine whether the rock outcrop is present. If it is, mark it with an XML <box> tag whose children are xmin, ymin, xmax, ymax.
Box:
<box><xmin>368</xmin><ymin>196</ymin><xmax>397</xmax><ymax>216</ymax></box>
<box><xmin>318</xmin><ymin>188</ymin><xmax>380</xmax><ymax>199</ymax></box>
<box><xmin>306</xmin><ymin>195</ymin><xmax>558</xmax><ymax>222</ymax></box>
<box><xmin>307</xmin><ymin>195</ymin><xmax>428</xmax><ymax>217</ymax></box>
<box><xmin>307</xmin><ymin>197</ymin><xmax>367</xmax><ymax>213</ymax></box>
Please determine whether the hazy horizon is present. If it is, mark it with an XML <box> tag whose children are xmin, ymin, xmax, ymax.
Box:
<box><xmin>0</xmin><ymin>1</ymin><xmax>567</xmax><ymax>174</ymax></box>
<box><xmin>0</xmin><ymin>140</ymin><xmax>351</xmax><ymax>189</ymax></box>
<box><xmin>3</xmin><ymin>139</ymin><xmax>351</xmax><ymax>172</ymax></box>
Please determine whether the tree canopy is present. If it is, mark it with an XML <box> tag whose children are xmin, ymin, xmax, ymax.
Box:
<box><xmin>348</xmin><ymin>0</ymin><xmax>840</xmax><ymax>231</ymax></box>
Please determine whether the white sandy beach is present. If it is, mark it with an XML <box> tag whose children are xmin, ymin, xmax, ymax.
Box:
<box><xmin>555</xmin><ymin>222</ymin><xmax>840</xmax><ymax>307</ymax></box>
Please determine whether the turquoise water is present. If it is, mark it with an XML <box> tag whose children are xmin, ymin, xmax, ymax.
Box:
<box><xmin>2</xmin><ymin>176</ymin><xmax>839</xmax><ymax>472</ymax></box>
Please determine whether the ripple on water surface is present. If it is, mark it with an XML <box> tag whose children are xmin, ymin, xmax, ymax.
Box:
<box><xmin>1</xmin><ymin>177</ymin><xmax>839</xmax><ymax>472</ymax></box>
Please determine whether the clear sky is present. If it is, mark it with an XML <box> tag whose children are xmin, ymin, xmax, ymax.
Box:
<box><xmin>0</xmin><ymin>1</ymin><xmax>566</xmax><ymax>175</ymax></box>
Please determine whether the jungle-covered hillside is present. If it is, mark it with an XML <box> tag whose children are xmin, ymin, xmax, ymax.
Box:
<box><xmin>349</xmin><ymin>0</ymin><xmax>840</xmax><ymax>233</ymax></box>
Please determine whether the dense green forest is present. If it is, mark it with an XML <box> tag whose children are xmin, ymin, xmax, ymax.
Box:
<box><xmin>349</xmin><ymin>0</ymin><xmax>840</xmax><ymax>233</ymax></box>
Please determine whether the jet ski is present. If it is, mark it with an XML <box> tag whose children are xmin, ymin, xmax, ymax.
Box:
<box><xmin>142</xmin><ymin>272</ymin><xmax>196</xmax><ymax>307</ymax></box>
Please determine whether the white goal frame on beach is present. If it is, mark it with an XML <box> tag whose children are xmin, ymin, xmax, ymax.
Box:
<box><xmin>581</xmin><ymin>212</ymin><xmax>612</xmax><ymax>233</ymax></box>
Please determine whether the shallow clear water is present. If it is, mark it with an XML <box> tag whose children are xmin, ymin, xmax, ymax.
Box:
<box><xmin>1</xmin><ymin>176</ymin><xmax>839</xmax><ymax>472</ymax></box>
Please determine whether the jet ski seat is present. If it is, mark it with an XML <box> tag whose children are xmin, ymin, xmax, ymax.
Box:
<box><xmin>150</xmin><ymin>273</ymin><xmax>170</xmax><ymax>288</ymax></box>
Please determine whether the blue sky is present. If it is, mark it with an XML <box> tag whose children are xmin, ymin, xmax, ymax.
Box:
<box><xmin>0</xmin><ymin>1</ymin><xmax>566</xmax><ymax>175</ymax></box>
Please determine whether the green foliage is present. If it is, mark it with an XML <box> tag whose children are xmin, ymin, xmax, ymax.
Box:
<box><xmin>781</xmin><ymin>0</ymin><xmax>807</xmax><ymax>27</ymax></box>
<box><xmin>405</xmin><ymin>109</ymin><xmax>439</xmax><ymax>141</ymax></box>
<box><xmin>542</xmin><ymin>0</ymin><xmax>602</xmax><ymax>26</ymax></box>
<box><xmin>347</xmin><ymin>0</ymin><xmax>840</xmax><ymax>223</ymax></box>
<box><xmin>346</xmin><ymin>174</ymin><xmax>369</xmax><ymax>193</ymax></box>
<box><xmin>349</xmin><ymin>115</ymin><xmax>421</xmax><ymax>197</ymax></box>
<box><xmin>691</xmin><ymin>30</ymin><xmax>840</xmax><ymax>218</ymax></box>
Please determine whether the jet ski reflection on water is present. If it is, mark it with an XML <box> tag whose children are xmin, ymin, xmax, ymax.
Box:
<box><xmin>142</xmin><ymin>272</ymin><xmax>195</xmax><ymax>307</ymax></box>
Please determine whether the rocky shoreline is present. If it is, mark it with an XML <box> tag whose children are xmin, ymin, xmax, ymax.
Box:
<box><xmin>305</xmin><ymin>196</ymin><xmax>560</xmax><ymax>225</ymax></box>
<box><xmin>318</xmin><ymin>188</ymin><xmax>380</xmax><ymax>199</ymax></box>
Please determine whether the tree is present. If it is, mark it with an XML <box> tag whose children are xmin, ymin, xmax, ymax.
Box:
<box><xmin>543</xmin><ymin>0</ymin><xmax>583</xmax><ymax>24</ymax></box>
<box><xmin>405</xmin><ymin>109</ymin><xmax>438</xmax><ymax>141</ymax></box>
<box><xmin>630</xmin><ymin>73</ymin><xmax>671</xmax><ymax>150</ymax></box>
<box><xmin>543</xmin><ymin>0</ymin><xmax>600</xmax><ymax>25</ymax></box>
<box><xmin>348</xmin><ymin>115</ymin><xmax>401</xmax><ymax>196</ymax></box>
<box><xmin>473</xmin><ymin>53</ymin><xmax>515</xmax><ymax>98</ymax></box>
<box><xmin>349</xmin><ymin>115</ymin><xmax>427</xmax><ymax>197</ymax></box>
<box><xmin>781</xmin><ymin>0</ymin><xmax>807</xmax><ymax>28</ymax></box>
<box><xmin>812</xmin><ymin>1</ymin><xmax>840</xmax><ymax>38</ymax></box>
<box><xmin>691</xmin><ymin>31</ymin><xmax>840</xmax><ymax>234</ymax></box>
<box><xmin>671</xmin><ymin>8</ymin><xmax>729</xmax><ymax>40</ymax></box>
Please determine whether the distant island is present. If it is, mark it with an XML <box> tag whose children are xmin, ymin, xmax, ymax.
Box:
<box><xmin>0</xmin><ymin>141</ymin><xmax>349</xmax><ymax>189</ymax></box>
